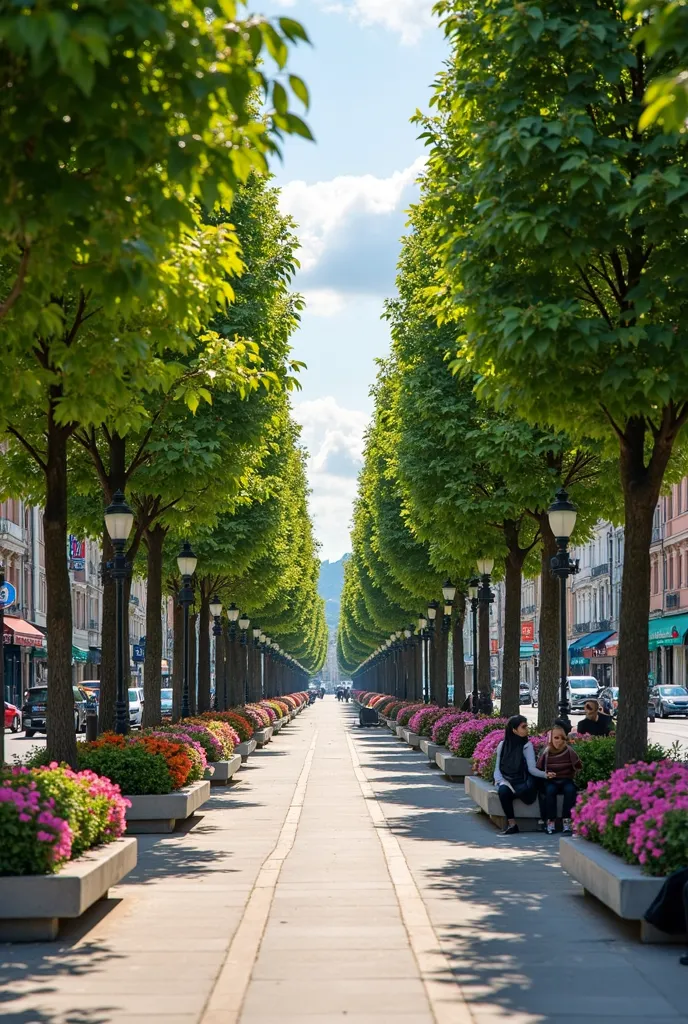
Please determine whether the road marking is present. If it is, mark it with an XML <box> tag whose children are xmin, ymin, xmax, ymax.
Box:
<box><xmin>346</xmin><ymin>731</ymin><xmax>475</xmax><ymax>1024</ymax></box>
<box><xmin>199</xmin><ymin>729</ymin><xmax>318</xmax><ymax>1024</ymax></box>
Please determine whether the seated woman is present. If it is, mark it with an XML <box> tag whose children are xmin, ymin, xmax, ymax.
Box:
<box><xmin>494</xmin><ymin>715</ymin><xmax>550</xmax><ymax>836</ymax></box>
<box><xmin>536</xmin><ymin>725</ymin><xmax>582</xmax><ymax>835</ymax></box>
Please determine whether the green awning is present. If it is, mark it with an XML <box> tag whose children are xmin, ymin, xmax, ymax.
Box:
<box><xmin>569</xmin><ymin>630</ymin><xmax>615</xmax><ymax>654</ymax></box>
<box><xmin>648</xmin><ymin>614</ymin><xmax>688</xmax><ymax>651</ymax></box>
<box><xmin>72</xmin><ymin>645</ymin><xmax>89</xmax><ymax>663</ymax></box>
<box><xmin>520</xmin><ymin>643</ymin><xmax>534</xmax><ymax>659</ymax></box>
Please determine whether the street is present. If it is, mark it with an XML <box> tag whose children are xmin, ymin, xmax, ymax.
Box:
<box><xmin>520</xmin><ymin>703</ymin><xmax>688</xmax><ymax>753</ymax></box>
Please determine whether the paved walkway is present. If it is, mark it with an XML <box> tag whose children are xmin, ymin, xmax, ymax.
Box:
<box><xmin>2</xmin><ymin>699</ymin><xmax>686</xmax><ymax>1024</ymax></box>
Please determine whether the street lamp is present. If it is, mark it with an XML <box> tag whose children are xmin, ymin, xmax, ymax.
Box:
<box><xmin>251</xmin><ymin>626</ymin><xmax>261</xmax><ymax>701</ymax></box>
<box><xmin>210</xmin><ymin>595</ymin><xmax>222</xmax><ymax>710</ymax></box>
<box><xmin>468</xmin><ymin>579</ymin><xmax>479</xmax><ymax>712</ymax></box>
<box><xmin>548</xmin><ymin>487</ymin><xmax>579</xmax><ymax>727</ymax></box>
<box><xmin>177</xmin><ymin>540</ymin><xmax>198</xmax><ymax>718</ymax></box>
<box><xmin>442</xmin><ymin>578</ymin><xmax>456</xmax><ymax>634</ymax></box>
<box><xmin>104</xmin><ymin>490</ymin><xmax>135</xmax><ymax>734</ymax></box>
<box><xmin>476</xmin><ymin>559</ymin><xmax>495</xmax><ymax>714</ymax></box>
<box><xmin>238</xmin><ymin>614</ymin><xmax>250</xmax><ymax>701</ymax></box>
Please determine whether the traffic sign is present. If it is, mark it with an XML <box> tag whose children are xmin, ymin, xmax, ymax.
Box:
<box><xmin>0</xmin><ymin>581</ymin><xmax>17</xmax><ymax>609</ymax></box>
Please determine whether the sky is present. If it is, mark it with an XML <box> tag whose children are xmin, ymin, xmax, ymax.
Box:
<box><xmin>266</xmin><ymin>0</ymin><xmax>447</xmax><ymax>562</ymax></box>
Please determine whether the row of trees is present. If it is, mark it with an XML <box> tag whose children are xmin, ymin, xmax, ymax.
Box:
<box><xmin>0</xmin><ymin>1</ymin><xmax>326</xmax><ymax>768</ymax></box>
<box><xmin>339</xmin><ymin>1</ymin><xmax>688</xmax><ymax>765</ymax></box>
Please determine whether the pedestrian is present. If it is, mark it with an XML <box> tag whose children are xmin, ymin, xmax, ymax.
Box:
<box><xmin>536</xmin><ymin>725</ymin><xmax>582</xmax><ymax>835</ymax></box>
<box><xmin>493</xmin><ymin>715</ymin><xmax>550</xmax><ymax>837</ymax></box>
<box><xmin>576</xmin><ymin>699</ymin><xmax>612</xmax><ymax>737</ymax></box>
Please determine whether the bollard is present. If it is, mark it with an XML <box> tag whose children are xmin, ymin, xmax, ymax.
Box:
<box><xmin>85</xmin><ymin>710</ymin><xmax>98</xmax><ymax>742</ymax></box>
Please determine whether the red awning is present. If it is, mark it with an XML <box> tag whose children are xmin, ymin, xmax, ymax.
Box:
<box><xmin>2</xmin><ymin>616</ymin><xmax>46</xmax><ymax>648</ymax></box>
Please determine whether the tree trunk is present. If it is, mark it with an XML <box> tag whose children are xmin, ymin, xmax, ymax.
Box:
<box><xmin>44</xmin><ymin>414</ymin><xmax>77</xmax><ymax>767</ymax></box>
<box><xmin>142</xmin><ymin>525</ymin><xmax>165</xmax><ymax>728</ymax></box>
<box><xmin>172</xmin><ymin>600</ymin><xmax>183</xmax><ymax>721</ymax></box>
<box><xmin>478</xmin><ymin>599</ymin><xmax>491</xmax><ymax>697</ymax></box>
<box><xmin>501</xmin><ymin>543</ymin><xmax>526</xmax><ymax>719</ymax></box>
<box><xmin>538</xmin><ymin>516</ymin><xmax>560</xmax><ymax>730</ymax></box>
<box><xmin>188</xmin><ymin>612</ymin><xmax>198</xmax><ymax>715</ymax></box>
<box><xmin>452</xmin><ymin>603</ymin><xmax>466</xmax><ymax>705</ymax></box>
<box><xmin>197</xmin><ymin>586</ymin><xmax>211</xmax><ymax>714</ymax></box>
<box><xmin>414</xmin><ymin>637</ymin><xmax>423</xmax><ymax>701</ymax></box>
<box><xmin>616</xmin><ymin>421</ymin><xmax>672</xmax><ymax>766</ymax></box>
<box><xmin>435</xmin><ymin>627</ymin><xmax>449</xmax><ymax>705</ymax></box>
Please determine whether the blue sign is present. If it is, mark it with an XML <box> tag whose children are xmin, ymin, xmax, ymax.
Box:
<box><xmin>132</xmin><ymin>644</ymin><xmax>145</xmax><ymax>662</ymax></box>
<box><xmin>0</xmin><ymin>582</ymin><xmax>17</xmax><ymax>609</ymax></box>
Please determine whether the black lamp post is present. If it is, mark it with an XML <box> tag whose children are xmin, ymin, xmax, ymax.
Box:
<box><xmin>442</xmin><ymin>579</ymin><xmax>456</xmax><ymax>634</ymax></box>
<box><xmin>259</xmin><ymin>632</ymin><xmax>267</xmax><ymax>697</ymax></box>
<box><xmin>418</xmin><ymin>614</ymin><xmax>428</xmax><ymax>702</ymax></box>
<box><xmin>548</xmin><ymin>487</ymin><xmax>579</xmax><ymax>729</ymax></box>
<box><xmin>239</xmin><ymin>613</ymin><xmax>250</xmax><ymax>702</ymax></box>
<box><xmin>210</xmin><ymin>595</ymin><xmax>222</xmax><ymax>711</ymax></box>
<box><xmin>104</xmin><ymin>491</ymin><xmax>135</xmax><ymax>735</ymax></box>
<box><xmin>468</xmin><ymin>579</ymin><xmax>479</xmax><ymax>712</ymax></box>
<box><xmin>251</xmin><ymin>626</ymin><xmax>261</xmax><ymax>700</ymax></box>
<box><xmin>177</xmin><ymin>540</ymin><xmax>198</xmax><ymax>719</ymax></box>
<box><xmin>427</xmin><ymin>601</ymin><xmax>438</xmax><ymax>702</ymax></box>
<box><xmin>477</xmin><ymin>557</ymin><xmax>495</xmax><ymax>714</ymax></box>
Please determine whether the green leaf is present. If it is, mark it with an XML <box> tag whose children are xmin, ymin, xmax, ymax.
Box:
<box><xmin>289</xmin><ymin>74</ymin><xmax>310</xmax><ymax>110</ymax></box>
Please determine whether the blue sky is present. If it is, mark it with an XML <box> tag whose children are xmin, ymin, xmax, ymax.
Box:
<box><xmin>266</xmin><ymin>0</ymin><xmax>446</xmax><ymax>561</ymax></box>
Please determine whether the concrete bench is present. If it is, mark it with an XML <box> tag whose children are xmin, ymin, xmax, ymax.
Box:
<box><xmin>125</xmin><ymin>780</ymin><xmax>211</xmax><ymax>834</ymax></box>
<box><xmin>436</xmin><ymin>751</ymin><xmax>473</xmax><ymax>780</ymax></box>
<box><xmin>560</xmin><ymin>836</ymin><xmax>686</xmax><ymax>944</ymax></box>
<box><xmin>0</xmin><ymin>837</ymin><xmax>137</xmax><ymax>942</ymax></box>
<box><xmin>465</xmin><ymin>775</ymin><xmax>564</xmax><ymax>831</ymax></box>
<box><xmin>419</xmin><ymin>739</ymin><xmax>443</xmax><ymax>765</ymax></box>
<box><xmin>400</xmin><ymin>728</ymin><xmax>422</xmax><ymax>748</ymax></box>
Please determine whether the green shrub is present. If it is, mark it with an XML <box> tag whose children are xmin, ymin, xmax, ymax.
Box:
<box><xmin>77</xmin><ymin>744</ymin><xmax>171</xmax><ymax>796</ymax></box>
<box><xmin>574</xmin><ymin>737</ymin><xmax>666</xmax><ymax>790</ymax></box>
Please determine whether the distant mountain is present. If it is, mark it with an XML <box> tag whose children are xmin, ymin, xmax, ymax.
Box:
<box><xmin>319</xmin><ymin>554</ymin><xmax>349</xmax><ymax>629</ymax></box>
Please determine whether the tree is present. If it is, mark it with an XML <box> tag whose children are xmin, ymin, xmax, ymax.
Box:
<box><xmin>426</xmin><ymin>0</ymin><xmax>688</xmax><ymax>762</ymax></box>
<box><xmin>626</xmin><ymin>0</ymin><xmax>688</xmax><ymax>131</ymax></box>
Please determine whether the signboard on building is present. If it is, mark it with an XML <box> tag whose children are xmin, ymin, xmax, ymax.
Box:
<box><xmin>490</xmin><ymin>639</ymin><xmax>499</xmax><ymax>654</ymax></box>
<box><xmin>132</xmin><ymin>644</ymin><xmax>145</xmax><ymax>662</ymax></box>
<box><xmin>521</xmin><ymin>621</ymin><xmax>535</xmax><ymax>643</ymax></box>
<box><xmin>68</xmin><ymin>535</ymin><xmax>86</xmax><ymax>571</ymax></box>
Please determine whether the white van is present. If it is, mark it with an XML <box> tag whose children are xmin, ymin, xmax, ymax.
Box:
<box><xmin>567</xmin><ymin>676</ymin><xmax>600</xmax><ymax>711</ymax></box>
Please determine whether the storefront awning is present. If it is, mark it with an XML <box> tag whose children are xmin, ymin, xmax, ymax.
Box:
<box><xmin>72</xmin><ymin>645</ymin><xmax>89</xmax><ymax>663</ymax></box>
<box><xmin>648</xmin><ymin>613</ymin><xmax>688</xmax><ymax>651</ymax></box>
<box><xmin>520</xmin><ymin>643</ymin><xmax>534</xmax><ymax>659</ymax></box>
<box><xmin>583</xmin><ymin>632</ymin><xmax>618</xmax><ymax>659</ymax></box>
<box><xmin>569</xmin><ymin>629</ymin><xmax>615</xmax><ymax>654</ymax></box>
<box><xmin>2</xmin><ymin>616</ymin><xmax>46</xmax><ymax>648</ymax></box>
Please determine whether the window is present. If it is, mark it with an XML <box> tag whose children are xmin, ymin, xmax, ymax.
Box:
<box><xmin>679</xmin><ymin>552</ymin><xmax>684</xmax><ymax>590</ymax></box>
<box><xmin>653</xmin><ymin>560</ymin><xmax>659</xmax><ymax>595</ymax></box>
<box><xmin>669</xmin><ymin>554</ymin><xmax>675</xmax><ymax>592</ymax></box>
<box><xmin>663</xmin><ymin>554</ymin><xmax>668</xmax><ymax>592</ymax></box>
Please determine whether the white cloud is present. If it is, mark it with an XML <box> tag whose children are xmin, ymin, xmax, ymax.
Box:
<box><xmin>301</xmin><ymin>288</ymin><xmax>347</xmax><ymax>317</ymax></box>
<box><xmin>321</xmin><ymin>0</ymin><xmax>435</xmax><ymax>44</ymax></box>
<box><xmin>280</xmin><ymin>157</ymin><xmax>424</xmax><ymax>273</ymax></box>
<box><xmin>293</xmin><ymin>397</ymin><xmax>368</xmax><ymax>560</ymax></box>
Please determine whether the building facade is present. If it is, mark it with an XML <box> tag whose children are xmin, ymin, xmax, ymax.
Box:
<box><xmin>648</xmin><ymin>479</ymin><xmax>688</xmax><ymax>688</ymax></box>
<box><xmin>567</xmin><ymin>520</ymin><xmax>624</xmax><ymax>686</ymax></box>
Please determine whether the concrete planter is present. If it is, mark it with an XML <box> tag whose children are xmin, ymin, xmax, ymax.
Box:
<box><xmin>205</xmin><ymin>754</ymin><xmax>242</xmax><ymax>785</ymax></box>
<box><xmin>236</xmin><ymin>738</ymin><xmax>257</xmax><ymax>763</ymax></box>
<box><xmin>419</xmin><ymin>739</ymin><xmax>443</xmax><ymax>765</ymax></box>
<box><xmin>272</xmin><ymin>718</ymin><xmax>285</xmax><ymax>732</ymax></box>
<box><xmin>394</xmin><ymin>724</ymin><xmax>406</xmax><ymax>738</ymax></box>
<box><xmin>0</xmin><ymin>837</ymin><xmax>137</xmax><ymax>942</ymax></box>
<box><xmin>559</xmin><ymin>836</ymin><xmax>686</xmax><ymax>943</ymax></box>
<box><xmin>436</xmin><ymin>751</ymin><xmax>474</xmax><ymax>780</ymax></box>
<box><xmin>466</xmin><ymin>775</ymin><xmax>563</xmax><ymax>831</ymax></box>
<box><xmin>399</xmin><ymin>728</ymin><xmax>422</xmax><ymax>748</ymax></box>
<box><xmin>387</xmin><ymin>720</ymin><xmax>398</xmax><ymax>732</ymax></box>
<box><xmin>125</xmin><ymin>780</ymin><xmax>211</xmax><ymax>834</ymax></box>
<box><xmin>254</xmin><ymin>726</ymin><xmax>273</xmax><ymax>747</ymax></box>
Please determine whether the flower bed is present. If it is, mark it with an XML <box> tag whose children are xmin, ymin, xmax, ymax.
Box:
<box><xmin>431</xmin><ymin>711</ymin><xmax>475</xmax><ymax>746</ymax></box>
<box><xmin>572</xmin><ymin>759</ymin><xmax>688</xmax><ymax>876</ymax></box>
<box><xmin>396</xmin><ymin>703</ymin><xmax>424</xmax><ymax>728</ymax></box>
<box><xmin>408</xmin><ymin>706</ymin><xmax>445</xmax><ymax>736</ymax></box>
<box><xmin>447</xmin><ymin>717</ymin><xmax>509</xmax><ymax>759</ymax></box>
<box><xmin>0</xmin><ymin>765</ymin><xmax>129</xmax><ymax>875</ymax></box>
<box><xmin>200</xmin><ymin>710</ymin><xmax>254</xmax><ymax>742</ymax></box>
<box><xmin>244</xmin><ymin>704</ymin><xmax>272</xmax><ymax>730</ymax></box>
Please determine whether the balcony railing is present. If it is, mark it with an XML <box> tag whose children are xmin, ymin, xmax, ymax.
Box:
<box><xmin>521</xmin><ymin>604</ymin><xmax>537</xmax><ymax>616</ymax></box>
<box><xmin>573</xmin><ymin>622</ymin><xmax>591</xmax><ymax>635</ymax></box>
<box><xmin>591</xmin><ymin>618</ymin><xmax>612</xmax><ymax>631</ymax></box>
<box><xmin>0</xmin><ymin>519</ymin><xmax>24</xmax><ymax>542</ymax></box>
<box><xmin>591</xmin><ymin>563</ymin><xmax>609</xmax><ymax>578</ymax></box>
<box><xmin>666</xmin><ymin>592</ymin><xmax>680</xmax><ymax>610</ymax></box>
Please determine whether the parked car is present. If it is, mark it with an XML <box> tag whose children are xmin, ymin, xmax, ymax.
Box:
<box><xmin>4</xmin><ymin>700</ymin><xmax>21</xmax><ymax>732</ymax></box>
<box><xmin>129</xmin><ymin>687</ymin><xmax>144</xmax><ymax>728</ymax></box>
<box><xmin>22</xmin><ymin>685</ymin><xmax>90</xmax><ymax>737</ymax></box>
<box><xmin>567</xmin><ymin>676</ymin><xmax>600</xmax><ymax>711</ymax></box>
<box><xmin>649</xmin><ymin>685</ymin><xmax>688</xmax><ymax>719</ymax></box>
<box><xmin>530</xmin><ymin>681</ymin><xmax>539</xmax><ymax>708</ymax></box>
<box><xmin>596</xmin><ymin>686</ymin><xmax>656</xmax><ymax>723</ymax></box>
<box><xmin>161</xmin><ymin>687</ymin><xmax>173</xmax><ymax>716</ymax></box>
<box><xmin>519</xmin><ymin>681</ymin><xmax>531</xmax><ymax>705</ymax></box>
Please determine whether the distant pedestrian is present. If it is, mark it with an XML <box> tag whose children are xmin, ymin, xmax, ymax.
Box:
<box><xmin>536</xmin><ymin>725</ymin><xmax>582</xmax><ymax>835</ymax></box>
<box><xmin>494</xmin><ymin>715</ymin><xmax>550</xmax><ymax>837</ymax></box>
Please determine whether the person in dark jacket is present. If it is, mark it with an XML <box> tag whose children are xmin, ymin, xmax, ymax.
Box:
<box><xmin>576</xmin><ymin>699</ymin><xmax>612</xmax><ymax>737</ymax></box>
<box><xmin>493</xmin><ymin>715</ymin><xmax>550</xmax><ymax>837</ymax></box>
